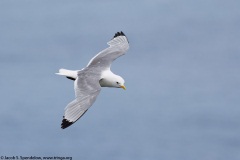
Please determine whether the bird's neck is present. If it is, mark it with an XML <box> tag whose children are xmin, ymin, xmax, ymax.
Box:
<box><xmin>99</xmin><ymin>70</ymin><xmax>118</xmax><ymax>87</ymax></box>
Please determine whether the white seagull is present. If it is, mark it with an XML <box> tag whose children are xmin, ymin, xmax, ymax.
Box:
<box><xmin>56</xmin><ymin>31</ymin><xmax>129</xmax><ymax>129</ymax></box>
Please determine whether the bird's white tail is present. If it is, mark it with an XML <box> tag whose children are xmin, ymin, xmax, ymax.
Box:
<box><xmin>55</xmin><ymin>68</ymin><xmax>78</xmax><ymax>79</ymax></box>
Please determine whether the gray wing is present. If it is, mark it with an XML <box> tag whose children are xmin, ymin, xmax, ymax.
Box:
<box><xmin>86</xmin><ymin>31</ymin><xmax>129</xmax><ymax>69</ymax></box>
<box><xmin>61</xmin><ymin>69</ymin><xmax>101</xmax><ymax>129</ymax></box>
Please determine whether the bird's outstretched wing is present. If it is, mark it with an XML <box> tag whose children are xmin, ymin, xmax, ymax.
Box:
<box><xmin>61</xmin><ymin>70</ymin><xmax>101</xmax><ymax>129</ymax></box>
<box><xmin>87</xmin><ymin>31</ymin><xmax>129</xmax><ymax>69</ymax></box>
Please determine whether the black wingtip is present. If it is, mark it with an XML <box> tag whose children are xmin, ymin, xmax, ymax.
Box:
<box><xmin>113</xmin><ymin>31</ymin><xmax>129</xmax><ymax>43</ymax></box>
<box><xmin>61</xmin><ymin>117</ymin><xmax>74</xmax><ymax>129</ymax></box>
<box><xmin>113</xmin><ymin>31</ymin><xmax>126</xmax><ymax>38</ymax></box>
<box><xmin>61</xmin><ymin>109</ymin><xmax>88</xmax><ymax>129</ymax></box>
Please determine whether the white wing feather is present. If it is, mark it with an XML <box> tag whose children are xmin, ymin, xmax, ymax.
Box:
<box><xmin>61</xmin><ymin>69</ymin><xmax>101</xmax><ymax>129</ymax></box>
<box><xmin>87</xmin><ymin>32</ymin><xmax>129</xmax><ymax>69</ymax></box>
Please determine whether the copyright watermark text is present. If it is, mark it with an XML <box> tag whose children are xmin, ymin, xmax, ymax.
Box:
<box><xmin>0</xmin><ymin>156</ymin><xmax>72</xmax><ymax>160</ymax></box>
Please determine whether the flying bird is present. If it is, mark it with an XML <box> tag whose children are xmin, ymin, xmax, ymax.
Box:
<box><xmin>56</xmin><ymin>31</ymin><xmax>129</xmax><ymax>129</ymax></box>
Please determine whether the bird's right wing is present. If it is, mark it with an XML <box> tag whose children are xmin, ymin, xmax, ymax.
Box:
<box><xmin>61</xmin><ymin>70</ymin><xmax>101</xmax><ymax>129</ymax></box>
<box><xmin>61</xmin><ymin>91</ymin><xmax>100</xmax><ymax>129</ymax></box>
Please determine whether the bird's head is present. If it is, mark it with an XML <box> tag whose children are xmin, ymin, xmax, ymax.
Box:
<box><xmin>114</xmin><ymin>75</ymin><xmax>126</xmax><ymax>90</ymax></box>
<box><xmin>99</xmin><ymin>70</ymin><xmax>126</xmax><ymax>90</ymax></box>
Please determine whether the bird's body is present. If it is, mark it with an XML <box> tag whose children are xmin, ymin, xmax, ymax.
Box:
<box><xmin>56</xmin><ymin>31</ymin><xmax>129</xmax><ymax>129</ymax></box>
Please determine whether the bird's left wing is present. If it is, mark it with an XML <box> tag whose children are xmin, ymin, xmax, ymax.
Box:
<box><xmin>87</xmin><ymin>31</ymin><xmax>129</xmax><ymax>69</ymax></box>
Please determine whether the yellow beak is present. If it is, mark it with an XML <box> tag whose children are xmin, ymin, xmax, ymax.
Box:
<box><xmin>120</xmin><ymin>85</ymin><xmax>126</xmax><ymax>90</ymax></box>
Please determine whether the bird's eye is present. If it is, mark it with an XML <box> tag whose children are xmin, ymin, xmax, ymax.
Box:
<box><xmin>116</xmin><ymin>82</ymin><xmax>120</xmax><ymax>84</ymax></box>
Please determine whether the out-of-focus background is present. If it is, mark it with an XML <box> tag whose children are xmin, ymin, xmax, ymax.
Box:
<box><xmin>0</xmin><ymin>0</ymin><xmax>240</xmax><ymax>159</ymax></box>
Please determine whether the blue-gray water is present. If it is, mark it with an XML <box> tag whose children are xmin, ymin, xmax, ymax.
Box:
<box><xmin>0</xmin><ymin>0</ymin><xmax>240</xmax><ymax>159</ymax></box>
